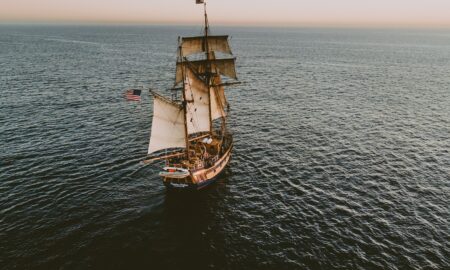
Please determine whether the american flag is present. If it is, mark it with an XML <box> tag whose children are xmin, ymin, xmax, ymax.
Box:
<box><xmin>124</xmin><ymin>89</ymin><xmax>142</xmax><ymax>101</ymax></box>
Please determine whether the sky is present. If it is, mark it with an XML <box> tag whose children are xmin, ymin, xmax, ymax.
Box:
<box><xmin>1</xmin><ymin>0</ymin><xmax>450</xmax><ymax>27</ymax></box>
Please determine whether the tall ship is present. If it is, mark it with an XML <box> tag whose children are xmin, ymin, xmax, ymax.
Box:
<box><xmin>143</xmin><ymin>0</ymin><xmax>239</xmax><ymax>190</ymax></box>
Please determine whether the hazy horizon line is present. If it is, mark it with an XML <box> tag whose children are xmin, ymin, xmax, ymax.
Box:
<box><xmin>2</xmin><ymin>19</ymin><xmax>450</xmax><ymax>30</ymax></box>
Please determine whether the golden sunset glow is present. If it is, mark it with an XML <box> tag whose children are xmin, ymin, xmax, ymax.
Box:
<box><xmin>1</xmin><ymin>0</ymin><xmax>450</xmax><ymax>27</ymax></box>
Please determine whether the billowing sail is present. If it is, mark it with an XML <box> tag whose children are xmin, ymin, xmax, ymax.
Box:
<box><xmin>184</xmin><ymin>68</ymin><xmax>210</xmax><ymax>134</ymax></box>
<box><xmin>176</xmin><ymin>58</ymin><xmax>237</xmax><ymax>84</ymax></box>
<box><xmin>210</xmin><ymin>75</ymin><xmax>227</xmax><ymax>120</ymax></box>
<box><xmin>181</xmin><ymin>36</ymin><xmax>232</xmax><ymax>57</ymax></box>
<box><xmin>148</xmin><ymin>94</ymin><xmax>186</xmax><ymax>154</ymax></box>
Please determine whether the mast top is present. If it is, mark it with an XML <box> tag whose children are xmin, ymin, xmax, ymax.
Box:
<box><xmin>196</xmin><ymin>0</ymin><xmax>209</xmax><ymax>36</ymax></box>
<box><xmin>203</xmin><ymin>2</ymin><xmax>209</xmax><ymax>37</ymax></box>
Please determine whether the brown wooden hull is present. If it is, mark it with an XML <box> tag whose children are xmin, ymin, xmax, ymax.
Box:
<box><xmin>163</xmin><ymin>141</ymin><xmax>233</xmax><ymax>190</ymax></box>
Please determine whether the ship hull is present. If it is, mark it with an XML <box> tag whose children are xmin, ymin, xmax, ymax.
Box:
<box><xmin>163</xmin><ymin>141</ymin><xmax>233</xmax><ymax>190</ymax></box>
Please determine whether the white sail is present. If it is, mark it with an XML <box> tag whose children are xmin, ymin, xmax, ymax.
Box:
<box><xmin>176</xmin><ymin>58</ymin><xmax>237</xmax><ymax>85</ymax></box>
<box><xmin>210</xmin><ymin>75</ymin><xmax>227</xmax><ymax>120</ymax></box>
<box><xmin>184</xmin><ymin>68</ymin><xmax>211</xmax><ymax>134</ymax></box>
<box><xmin>181</xmin><ymin>36</ymin><xmax>232</xmax><ymax>57</ymax></box>
<box><xmin>148</xmin><ymin>95</ymin><xmax>186</xmax><ymax>154</ymax></box>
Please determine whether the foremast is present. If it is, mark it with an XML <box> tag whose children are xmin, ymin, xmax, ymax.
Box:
<box><xmin>178</xmin><ymin>42</ymin><xmax>190</xmax><ymax>160</ymax></box>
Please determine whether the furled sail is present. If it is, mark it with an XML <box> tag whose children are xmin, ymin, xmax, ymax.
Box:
<box><xmin>184</xmin><ymin>68</ymin><xmax>210</xmax><ymax>134</ymax></box>
<box><xmin>210</xmin><ymin>75</ymin><xmax>227</xmax><ymax>120</ymax></box>
<box><xmin>181</xmin><ymin>36</ymin><xmax>232</xmax><ymax>57</ymax></box>
<box><xmin>176</xmin><ymin>58</ymin><xmax>237</xmax><ymax>84</ymax></box>
<box><xmin>148</xmin><ymin>94</ymin><xmax>186</xmax><ymax>154</ymax></box>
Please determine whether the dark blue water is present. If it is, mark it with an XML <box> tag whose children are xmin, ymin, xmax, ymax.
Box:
<box><xmin>1</xmin><ymin>25</ymin><xmax>449</xmax><ymax>269</ymax></box>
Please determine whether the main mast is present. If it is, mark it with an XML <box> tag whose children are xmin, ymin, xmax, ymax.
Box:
<box><xmin>203</xmin><ymin>2</ymin><xmax>228</xmax><ymax>139</ymax></box>
<box><xmin>203</xmin><ymin>2</ymin><xmax>213</xmax><ymax>134</ymax></box>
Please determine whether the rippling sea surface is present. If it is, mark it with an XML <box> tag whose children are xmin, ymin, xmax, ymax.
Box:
<box><xmin>1</xmin><ymin>25</ymin><xmax>449</xmax><ymax>269</ymax></box>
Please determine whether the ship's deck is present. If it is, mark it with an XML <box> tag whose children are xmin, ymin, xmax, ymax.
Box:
<box><xmin>162</xmin><ymin>134</ymin><xmax>233</xmax><ymax>187</ymax></box>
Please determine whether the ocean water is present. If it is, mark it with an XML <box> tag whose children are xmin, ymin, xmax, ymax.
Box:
<box><xmin>1</xmin><ymin>25</ymin><xmax>449</xmax><ymax>269</ymax></box>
